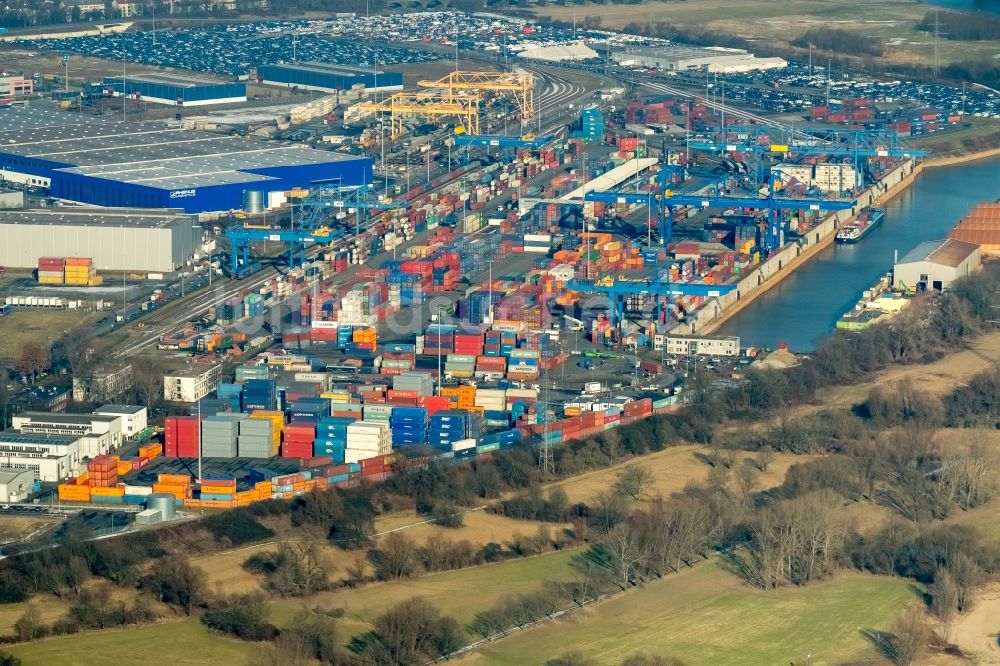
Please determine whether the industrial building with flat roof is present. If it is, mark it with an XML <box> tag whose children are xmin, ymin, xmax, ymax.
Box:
<box><xmin>612</xmin><ymin>45</ymin><xmax>786</xmax><ymax>73</ymax></box>
<box><xmin>0</xmin><ymin>106</ymin><xmax>373</xmax><ymax>213</ymax></box>
<box><xmin>256</xmin><ymin>62</ymin><xmax>403</xmax><ymax>94</ymax></box>
<box><xmin>0</xmin><ymin>431</ymin><xmax>82</xmax><ymax>482</ymax></box>
<box><xmin>101</xmin><ymin>73</ymin><xmax>248</xmax><ymax>106</ymax></box>
<box><xmin>0</xmin><ymin>209</ymin><xmax>202</xmax><ymax>272</ymax></box>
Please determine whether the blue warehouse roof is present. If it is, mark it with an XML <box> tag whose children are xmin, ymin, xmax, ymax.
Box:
<box><xmin>0</xmin><ymin>106</ymin><xmax>373</xmax><ymax>212</ymax></box>
<box><xmin>101</xmin><ymin>74</ymin><xmax>247</xmax><ymax>103</ymax></box>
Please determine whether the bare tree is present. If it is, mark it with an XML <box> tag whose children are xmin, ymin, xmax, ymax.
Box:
<box><xmin>604</xmin><ymin>430</ymin><xmax>624</xmax><ymax>465</ymax></box>
<box><xmin>941</xmin><ymin>438</ymin><xmax>994</xmax><ymax>510</ymax></box>
<box><xmin>596</xmin><ymin>522</ymin><xmax>648</xmax><ymax>590</ymax></box>
<box><xmin>754</xmin><ymin>447</ymin><xmax>775</xmax><ymax>473</ymax></box>
<box><xmin>929</xmin><ymin>566</ymin><xmax>959</xmax><ymax>628</ymax></box>
<box><xmin>734</xmin><ymin>462</ymin><xmax>758</xmax><ymax>504</ymax></box>
<box><xmin>61</xmin><ymin>326</ymin><xmax>95</xmax><ymax>379</ymax></box>
<box><xmin>372</xmin><ymin>532</ymin><xmax>420</xmax><ymax>580</ymax></box>
<box><xmin>132</xmin><ymin>357</ymin><xmax>164</xmax><ymax>408</ymax></box>
<box><xmin>877</xmin><ymin>607</ymin><xmax>933</xmax><ymax>666</ymax></box>
<box><xmin>732</xmin><ymin>490</ymin><xmax>848</xmax><ymax>590</ymax></box>
<box><xmin>13</xmin><ymin>605</ymin><xmax>46</xmax><ymax>641</ymax></box>
<box><xmin>613</xmin><ymin>465</ymin><xmax>655</xmax><ymax>500</ymax></box>
<box><xmin>947</xmin><ymin>551</ymin><xmax>984</xmax><ymax>612</ymax></box>
<box><xmin>14</xmin><ymin>342</ymin><xmax>49</xmax><ymax>383</ymax></box>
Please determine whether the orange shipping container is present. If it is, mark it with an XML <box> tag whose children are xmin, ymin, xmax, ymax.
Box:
<box><xmin>157</xmin><ymin>474</ymin><xmax>192</xmax><ymax>485</ymax></box>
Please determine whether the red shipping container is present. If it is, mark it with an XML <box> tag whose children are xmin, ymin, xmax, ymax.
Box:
<box><xmin>281</xmin><ymin>442</ymin><xmax>314</xmax><ymax>458</ymax></box>
<box><xmin>387</xmin><ymin>389</ymin><xmax>419</xmax><ymax>400</ymax></box>
<box><xmin>361</xmin><ymin>454</ymin><xmax>391</xmax><ymax>468</ymax></box>
<box><xmin>302</xmin><ymin>456</ymin><xmax>332</xmax><ymax>469</ymax></box>
<box><xmin>321</xmin><ymin>464</ymin><xmax>351</xmax><ymax>477</ymax></box>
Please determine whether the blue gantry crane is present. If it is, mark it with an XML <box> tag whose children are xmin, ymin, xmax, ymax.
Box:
<box><xmin>583</xmin><ymin>168</ymin><xmax>856</xmax><ymax>251</ymax></box>
<box><xmin>294</xmin><ymin>181</ymin><xmax>403</xmax><ymax>237</ymax></box>
<box><xmin>686</xmin><ymin>126</ymin><xmax>926</xmax><ymax>189</ymax></box>
<box><xmin>225</xmin><ymin>182</ymin><xmax>401</xmax><ymax>278</ymax></box>
<box><xmin>565</xmin><ymin>274</ymin><xmax>737</xmax><ymax>333</ymax></box>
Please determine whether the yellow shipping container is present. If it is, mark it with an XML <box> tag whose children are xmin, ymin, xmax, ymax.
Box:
<box><xmin>37</xmin><ymin>277</ymin><xmax>63</xmax><ymax>284</ymax></box>
<box><xmin>158</xmin><ymin>473</ymin><xmax>192</xmax><ymax>485</ymax></box>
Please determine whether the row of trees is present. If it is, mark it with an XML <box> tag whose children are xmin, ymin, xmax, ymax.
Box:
<box><xmin>790</xmin><ymin>28</ymin><xmax>885</xmax><ymax>56</ymax></box>
<box><xmin>921</xmin><ymin>9</ymin><xmax>1000</xmax><ymax>41</ymax></box>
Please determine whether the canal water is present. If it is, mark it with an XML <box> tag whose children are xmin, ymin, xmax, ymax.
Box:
<box><xmin>716</xmin><ymin>156</ymin><xmax>1000</xmax><ymax>351</ymax></box>
<box><xmin>927</xmin><ymin>0</ymin><xmax>1000</xmax><ymax>15</ymax></box>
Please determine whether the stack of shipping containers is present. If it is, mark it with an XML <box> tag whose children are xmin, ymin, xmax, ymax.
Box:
<box><xmin>201</xmin><ymin>415</ymin><xmax>239</xmax><ymax>458</ymax></box>
<box><xmin>164</xmin><ymin>416</ymin><xmax>200</xmax><ymax>457</ymax></box>
<box><xmin>389</xmin><ymin>406</ymin><xmax>427</xmax><ymax>447</ymax></box>
<box><xmin>238</xmin><ymin>418</ymin><xmax>275</xmax><ymax>458</ymax></box>
<box><xmin>37</xmin><ymin>257</ymin><xmax>65</xmax><ymax>284</ymax></box>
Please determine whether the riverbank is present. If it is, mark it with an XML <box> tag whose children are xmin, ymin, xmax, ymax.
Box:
<box><xmin>921</xmin><ymin>144</ymin><xmax>1000</xmax><ymax>169</ymax></box>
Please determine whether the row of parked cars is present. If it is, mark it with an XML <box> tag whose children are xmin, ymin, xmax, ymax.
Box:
<box><xmin>708</xmin><ymin>63</ymin><xmax>1000</xmax><ymax>117</ymax></box>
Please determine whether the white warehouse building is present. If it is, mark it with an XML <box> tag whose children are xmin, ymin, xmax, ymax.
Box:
<box><xmin>0</xmin><ymin>432</ymin><xmax>82</xmax><ymax>482</ymax></box>
<box><xmin>657</xmin><ymin>334</ymin><xmax>741</xmax><ymax>356</ymax></box>
<box><xmin>0</xmin><ymin>469</ymin><xmax>37</xmax><ymax>503</ymax></box>
<box><xmin>0</xmin><ymin>209</ymin><xmax>202</xmax><ymax>273</ymax></box>
<box><xmin>613</xmin><ymin>46</ymin><xmax>786</xmax><ymax>73</ymax></box>
<box><xmin>12</xmin><ymin>412</ymin><xmax>123</xmax><ymax>458</ymax></box>
<box><xmin>894</xmin><ymin>239</ymin><xmax>982</xmax><ymax>292</ymax></box>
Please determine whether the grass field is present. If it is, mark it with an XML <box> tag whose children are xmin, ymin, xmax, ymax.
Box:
<box><xmin>524</xmin><ymin>0</ymin><xmax>1000</xmax><ymax>66</ymax></box>
<box><xmin>193</xmin><ymin>509</ymin><xmax>572</xmax><ymax>595</ymax></box>
<box><xmin>542</xmin><ymin>444</ymin><xmax>813</xmax><ymax>505</ymax></box>
<box><xmin>0</xmin><ymin>309</ymin><xmax>97</xmax><ymax>360</ymax></box>
<box><xmin>270</xmin><ymin>548</ymin><xmax>579</xmax><ymax>630</ymax></box>
<box><xmin>0</xmin><ymin>515</ymin><xmax>61</xmax><ymax>543</ymax></box>
<box><xmin>7</xmin><ymin>620</ymin><xmax>257</xmax><ymax>665</ymax></box>
<box><xmin>455</xmin><ymin>559</ymin><xmax>918</xmax><ymax>666</ymax></box>
<box><xmin>911</xmin><ymin>119</ymin><xmax>1000</xmax><ymax>158</ymax></box>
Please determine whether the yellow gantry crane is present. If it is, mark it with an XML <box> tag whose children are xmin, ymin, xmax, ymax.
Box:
<box><xmin>417</xmin><ymin>70</ymin><xmax>535</xmax><ymax>120</ymax></box>
<box><xmin>358</xmin><ymin>90</ymin><xmax>481</xmax><ymax>139</ymax></box>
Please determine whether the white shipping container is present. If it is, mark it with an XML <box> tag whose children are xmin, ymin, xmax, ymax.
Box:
<box><xmin>451</xmin><ymin>439</ymin><xmax>477</xmax><ymax>452</ymax></box>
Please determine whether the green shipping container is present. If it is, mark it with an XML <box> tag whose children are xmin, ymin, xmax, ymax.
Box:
<box><xmin>476</xmin><ymin>442</ymin><xmax>501</xmax><ymax>453</ymax></box>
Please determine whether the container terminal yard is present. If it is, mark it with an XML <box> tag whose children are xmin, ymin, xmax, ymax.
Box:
<box><xmin>0</xmin><ymin>11</ymin><xmax>995</xmax><ymax>523</ymax></box>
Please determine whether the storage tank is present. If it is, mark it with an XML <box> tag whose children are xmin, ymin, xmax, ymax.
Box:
<box><xmin>146</xmin><ymin>493</ymin><xmax>177</xmax><ymax>520</ymax></box>
<box><xmin>243</xmin><ymin>189</ymin><xmax>264</xmax><ymax>214</ymax></box>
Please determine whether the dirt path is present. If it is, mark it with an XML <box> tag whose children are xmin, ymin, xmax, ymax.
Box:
<box><xmin>951</xmin><ymin>583</ymin><xmax>1000</xmax><ymax>663</ymax></box>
